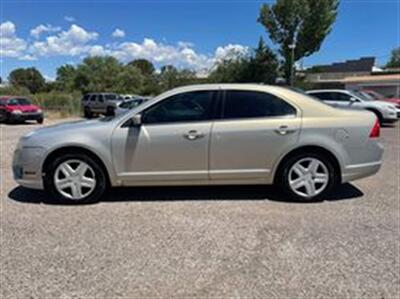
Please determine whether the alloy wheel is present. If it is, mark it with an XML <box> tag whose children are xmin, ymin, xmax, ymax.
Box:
<box><xmin>54</xmin><ymin>159</ymin><xmax>96</xmax><ymax>200</ymax></box>
<box><xmin>288</xmin><ymin>157</ymin><xmax>329</xmax><ymax>199</ymax></box>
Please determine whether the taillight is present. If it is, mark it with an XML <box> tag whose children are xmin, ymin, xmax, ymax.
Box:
<box><xmin>369</xmin><ymin>119</ymin><xmax>380</xmax><ymax>138</ymax></box>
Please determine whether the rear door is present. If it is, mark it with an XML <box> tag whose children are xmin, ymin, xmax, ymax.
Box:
<box><xmin>209</xmin><ymin>90</ymin><xmax>301</xmax><ymax>181</ymax></box>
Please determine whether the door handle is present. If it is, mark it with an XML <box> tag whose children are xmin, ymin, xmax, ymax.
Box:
<box><xmin>274</xmin><ymin>125</ymin><xmax>296</xmax><ymax>136</ymax></box>
<box><xmin>183</xmin><ymin>130</ymin><xmax>204</xmax><ymax>140</ymax></box>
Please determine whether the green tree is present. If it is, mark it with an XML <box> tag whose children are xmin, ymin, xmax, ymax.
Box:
<box><xmin>258</xmin><ymin>0</ymin><xmax>339</xmax><ymax>84</ymax></box>
<box><xmin>128</xmin><ymin>59</ymin><xmax>155</xmax><ymax>76</ymax></box>
<box><xmin>244</xmin><ymin>37</ymin><xmax>279</xmax><ymax>84</ymax></box>
<box><xmin>115</xmin><ymin>65</ymin><xmax>144</xmax><ymax>94</ymax></box>
<box><xmin>386</xmin><ymin>48</ymin><xmax>400</xmax><ymax>68</ymax></box>
<box><xmin>55</xmin><ymin>64</ymin><xmax>77</xmax><ymax>92</ymax></box>
<box><xmin>75</xmin><ymin>56</ymin><xmax>123</xmax><ymax>93</ymax></box>
<box><xmin>158</xmin><ymin>65</ymin><xmax>197</xmax><ymax>91</ymax></box>
<box><xmin>8</xmin><ymin>67</ymin><xmax>46</xmax><ymax>93</ymax></box>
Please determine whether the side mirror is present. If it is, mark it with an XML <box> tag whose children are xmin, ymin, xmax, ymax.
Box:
<box><xmin>131</xmin><ymin>114</ymin><xmax>142</xmax><ymax>126</ymax></box>
<box><xmin>350</xmin><ymin>97</ymin><xmax>358</xmax><ymax>103</ymax></box>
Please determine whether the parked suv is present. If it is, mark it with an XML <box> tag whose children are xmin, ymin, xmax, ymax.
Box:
<box><xmin>0</xmin><ymin>96</ymin><xmax>44</xmax><ymax>124</ymax></box>
<box><xmin>81</xmin><ymin>93</ymin><xmax>123</xmax><ymax>118</ymax></box>
<box><xmin>307</xmin><ymin>89</ymin><xmax>398</xmax><ymax>124</ymax></box>
<box><xmin>13</xmin><ymin>84</ymin><xmax>383</xmax><ymax>203</ymax></box>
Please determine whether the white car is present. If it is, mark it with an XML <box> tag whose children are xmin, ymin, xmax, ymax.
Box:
<box><xmin>307</xmin><ymin>89</ymin><xmax>398</xmax><ymax>124</ymax></box>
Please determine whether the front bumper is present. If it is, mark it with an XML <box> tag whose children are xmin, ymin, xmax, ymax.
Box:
<box><xmin>12</xmin><ymin>146</ymin><xmax>45</xmax><ymax>190</ymax></box>
<box><xmin>9</xmin><ymin>112</ymin><xmax>43</xmax><ymax>121</ymax></box>
<box><xmin>382</xmin><ymin>109</ymin><xmax>398</xmax><ymax>122</ymax></box>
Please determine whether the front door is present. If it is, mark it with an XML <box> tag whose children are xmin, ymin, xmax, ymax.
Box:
<box><xmin>111</xmin><ymin>90</ymin><xmax>217</xmax><ymax>184</ymax></box>
<box><xmin>210</xmin><ymin>90</ymin><xmax>301</xmax><ymax>181</ymax></box>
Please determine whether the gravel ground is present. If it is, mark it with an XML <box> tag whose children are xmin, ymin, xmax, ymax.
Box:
<box><xmin>1</xmin><ymin>119</ymin><xmax>399</xmax><ymax>298</ymax></box>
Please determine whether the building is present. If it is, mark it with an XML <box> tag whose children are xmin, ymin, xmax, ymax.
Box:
<box><xmin>344</xmin><ymin>74</ymin><xmax>400</xmax><ymax>98</ymax></box>
<box><xmin>305</xmin><ymin>57</ymin><xmax>375</xmax><ymax>88</ymax></box>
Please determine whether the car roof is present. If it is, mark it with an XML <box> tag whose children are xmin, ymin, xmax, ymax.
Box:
<box><xmin>307</xmin><ymin>89</ymin><xmax>350</xmax><ymax>93</ymax></box>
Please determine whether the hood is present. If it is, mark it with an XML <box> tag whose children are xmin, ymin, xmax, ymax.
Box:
<box><xmin>8</xmin><ymin>104</ymin><xmax>40</xmax><ymax>112</ymax></box>
<box><xmin>368</xmin><ymin>101</ymin><xmax>397</xmax><ymax>109</ymax></box>
<box><xmin>23</xmin><ymin>118</ymin><xmax>107</xmax><ymax>139</ymax></box>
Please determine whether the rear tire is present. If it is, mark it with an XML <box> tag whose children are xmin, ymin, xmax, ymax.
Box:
<box><xmin>84</xmin><ymin>107</ymin><xmax>93</xmax><ymax>119</ymax></box>
<box><xmin>44</xmin><ymin>153</ymin><xmax>107</xmax><ymax>204</ymax></box>
<box><xmin>106</xmin><ymin>106</ymin><xmax>115</xmax><ymax>116</ymax></box>
<box><xmin>276</xmin><ymin>152</ymin><xmax>339</xmax><ymax>202</ymax></box>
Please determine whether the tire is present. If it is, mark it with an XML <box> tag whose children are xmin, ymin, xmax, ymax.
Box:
<box><xmin>106</xmin><ymin>106</ymin><xmax>115</xmax><ymax>116</ymax></box>
<box><xmin>84</xmin><ymin>107</ymin><xmax>93</xmax><ymax>119</ymax></box>
<box><xmin>276</xmin><ymin>152</ymin><xmax>339</xmax><ymax>202</ymax></box>
<box><xmin>37</xmin><ymin>118</ymin><xmax>44</xmax><ymax>124</ymax></box>
<box><xmin>44</xmin><ymin>153</ymin><xmax>107</xmax><ymax>204</ymax></box>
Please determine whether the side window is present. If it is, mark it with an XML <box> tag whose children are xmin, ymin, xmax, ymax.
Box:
<box><xmin>98</xmin><ymin>95</ymin><xmax>104</xmax><ymax>103</ymax></box>
<box><xmin>311</xmin><ymin>92</ymin><xmax>333</xmax><ymax>100</ymax></box>
<box><xmin>327</xmin><ymin>92</ymin><xmax>351</xmax><ymax>102</ymax></box>
<box><xmin>143</xmin><ymin>91</ymin><xmax>215</xmax><ymax>124</ymax></box>
<box><xmin>90</xmin><ymin>95</ymin><xmax>96</xmax><ymax>102</ymax></box>
<box><xmin>223</xmin><ymin>90</ymin><xmax>296</xmax><ymax>119</ymax></box>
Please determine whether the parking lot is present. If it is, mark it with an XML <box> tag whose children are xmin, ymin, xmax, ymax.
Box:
<box><xmin>1</xmin><ymin>119</ymin><xmax>399</xmax><ymax>297</ymax></box>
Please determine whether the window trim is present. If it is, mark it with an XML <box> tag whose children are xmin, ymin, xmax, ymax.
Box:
<box><xmin>139</xmin><ymin>90</ymin><xmax>220</xmax><ymax>126</ymax></box>
<box><xmin>219</xmin><ymin>89</ymin><xmax>298</xmax><ymax>121</ymax></box>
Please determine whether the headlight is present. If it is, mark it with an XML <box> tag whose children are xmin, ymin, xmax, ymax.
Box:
<box><xmin>37</xmin><ymin>109</ymin><xmax>43</xmax><ymax>113</ymax></box>
<box><xmin>11</xmin><ymin>109</ymin><xmax>22</xmax><ymax>114</ymax></box>
<box><xmin>386</xmin><ymin>105</ymin><xmax>396</xmax><ymax>111</ymax></box>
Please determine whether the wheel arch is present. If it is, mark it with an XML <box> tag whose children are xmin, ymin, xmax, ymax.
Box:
<box><xmin>272</xmin><ymin>145</ymin><xmax>342</xmax><ymax>184</ymax></box>
<box><xmin>42</xmin><ymin>146</ymin><xmax>112</xmax><ymax>187</ymax></box>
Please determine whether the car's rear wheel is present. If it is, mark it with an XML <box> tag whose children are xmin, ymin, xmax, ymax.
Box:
<box><xmin>276</xmin><ymin>152</ymin><xmax>338</xmax><ymax>202</ymax></box>
<box><xmin>84</xmin><ymin>107</ymin><xmax>93</xmax><ymax>119</ymax></box>
<box><xmin>106</xmin><ymin>106</ymin><xmax>115</xmax><ymax>116</ymax></box>
<box><xmin>44</xmin><ymin>153</ymin><xmax>107</xmax><ymax>204</ymax></box>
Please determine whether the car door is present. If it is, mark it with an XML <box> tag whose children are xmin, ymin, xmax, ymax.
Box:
<box><xmin>209</xmin><ymin>89</ymin><xmax>301</xmax><ymax>181</ymax></box>
<box><xmin>328</xmin><ymin>92</ymin><xmax>354</xmax><ymax>108</ymax></box>
<box><xmin>111</xmin><ymin>90</ymin><xmax>217</xmax><ymax>184</ymax></box>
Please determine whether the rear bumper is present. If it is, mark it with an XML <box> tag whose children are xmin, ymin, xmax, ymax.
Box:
<box><xmin>342</xmin><ymin>161</ymin><xmax>382</xmax><ymax>183</ymax></box>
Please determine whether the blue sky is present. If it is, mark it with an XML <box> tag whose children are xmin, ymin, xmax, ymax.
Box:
<box><xmin>1</xmin><ymin>0</ymin><xmax>399</xmax><ymax>80</ymax></box>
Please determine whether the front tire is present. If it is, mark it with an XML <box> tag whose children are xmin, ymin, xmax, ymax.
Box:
<box><xmin>44</xmin><ymin>153</ymin><xmax>107</xmax><ymax>204</ymax></box>
<box><xmin>276</xmin><ymin>152</ymin><xmax>338</xmax><ymax>202</ymax></box>
<box><xmin>37</xmin><ymin>118</ymin><xmax>44</xmax><ymax>124</ymax></box>
<box><xmin>106</xmin><ymin>106</ymin><xmax>115</xmax><ymax>116</ymax></box>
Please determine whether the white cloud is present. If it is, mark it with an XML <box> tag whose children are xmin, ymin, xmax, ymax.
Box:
<box><xmin>112</xmin><ymin>28</ymin><xmax>125</xmax><ymax>38</ymax></box>
<box><xmin>32</xmin><ymin>24</ymin><xmax>99</xmax><ymax>56</ymax></box>
<box><xmin>64</xmin><ymin>16</ymin><xmax>76</xmax><ymax>22</ymax></box>
<box><xmin>1</xmin><ymin>20</ymin><xmax>249</xmax><ymax>75</ymax></box>
<box><xmin>19</xmin><ymin>54</ymin><xmax>37</xmax><ymax>61</ymax></box>
<box><xmin>0</xmin><ymin>21</ymin><xmax>27</xmax><ymax>57</ymax></box>
<box><xmin>30</xmin><ymin>24</ymin><xmax>61</xmax><ymax>39</ymax></box>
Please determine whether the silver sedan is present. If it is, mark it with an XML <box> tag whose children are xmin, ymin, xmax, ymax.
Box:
<box><xmin>13</xmin><ymin>84</ymin><xmax>384</xmax><ymax>203</ymax></box>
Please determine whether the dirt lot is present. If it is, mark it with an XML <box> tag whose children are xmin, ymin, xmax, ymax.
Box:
<box><xmin>1</xmin><ymin>119</ymin><xmax>399</xmax><ymax>298</ymax></box>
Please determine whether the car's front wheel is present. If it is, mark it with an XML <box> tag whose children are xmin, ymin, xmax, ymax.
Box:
<box><xmin>44</xmin><ymin>153</ymin><xmax>107</xmax><ymax>204</ymax></box>
<box><xmin>277</xmin><ymin>152</ymin><xmax>338</xmax><ymax>202</ymax></box>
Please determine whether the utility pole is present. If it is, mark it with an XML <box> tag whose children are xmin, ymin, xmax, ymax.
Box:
<box><xmin>288</xmin><ymin>44</ymin><xmax>296</xmax><ymax>86</ymax></box>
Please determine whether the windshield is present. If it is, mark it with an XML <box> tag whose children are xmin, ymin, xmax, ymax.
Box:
<box><xmin>351</xmin><ymin>90</ymin><xmax>373</xmax><ymax>101</ymax></box>
<box><xmin>7</xmin><ymin>98</ymin><xmax>31</xmax><ymax>105</ymax></box>
<box><xmin>363</xmin><ymin>90</ymin><xmax>384</xmax><ymax>101</ymax></box>
<box><xmin>120</xmin><ymin>99</ymin><xmax>146</xmax><ymax>109</ymax></box>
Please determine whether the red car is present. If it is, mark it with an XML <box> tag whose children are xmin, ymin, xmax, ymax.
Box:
<box><xmin>361</xmin><ymin>89</ymin><xmax>400</xmax><ymax>106</ymax></box>
<box><xmin>0</xmin><ymin>96</ymin><xmax>44</xmax><ymax>124</ymax></box>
